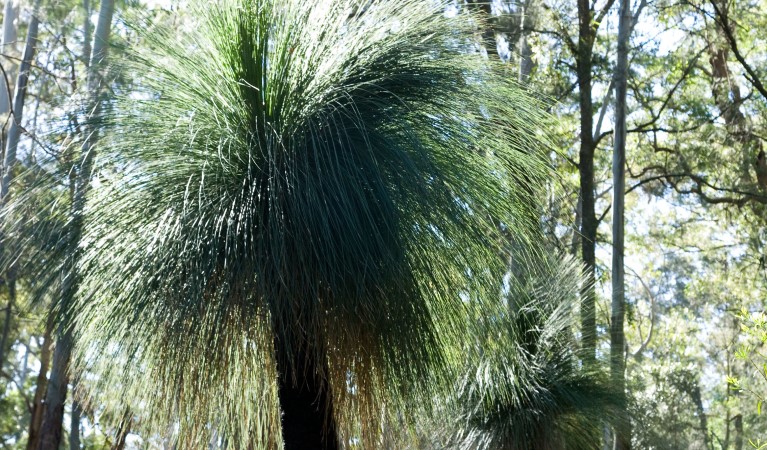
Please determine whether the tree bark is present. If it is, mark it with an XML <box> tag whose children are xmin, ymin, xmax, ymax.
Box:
<box><xmin>0</xmin><ymin>279</ymin><xmax>14</xmax><ymax>372</ymax></box>
<box><xmin>1</xmin><ymin>0</ymin><xmax>39</xmax><ymax>199</ymax></box>
<box><xmin>577</xmin><ymin>0</ymin><xmax>598</xmax><ymax>365</ymax></box>
<box><xmin>70</xmin><ymin>400</ymin><xmax>81</xmax><ymax>450</ymax></box>
<box><xmin>0</xmin><ymin>0</ymin><xmax>18</xmax><ymax>118</ymax></box>
<box><xmin>517</xmin><ymin>0</ymin><xmax>535</xmax><ymax>82</ymax></box>
<box><xmin>733</xmin><ymin>413</ymin><xmax>743</xmax><ymax>450</ymax></box>
<box><xmin>37</xmin><ymin>328</ymin><xmax>73</xmax><ymax>450</ymax></box>
<box><xmin>111</xmin><ymin>411</ymin><xmax>131</xmax><ymax>450</ymax></box>
<box><xmin>687</xmin><ymin>382</ymin><xmax>711</xmax><ymax>450</ymax></box>
<box><xmin>611</xmin><ymin>0</ymin><xmax>631</xmax><ymax>448</ymax></box>
<box><xmin>26</xmin><ymin>318</ymin><xmax>53</xmax><ymax>450</ymax></box>
<box><xmin>82</xmin><ymin>0</ymin><xmax>92</xmax><ymax>70</ymax></box>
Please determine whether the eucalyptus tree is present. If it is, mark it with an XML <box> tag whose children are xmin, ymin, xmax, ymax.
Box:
<box><xmin>8</xmin><ymin>0</ymin><xmax>558</xmax><ymax>448</ymax></box>
<box><xmin>0</xmin><ymin>0</ymin><xmax>18</xmax><ymax>118</ymax></box>
<box><xmin>0</xmin><ymin>0</ymin><xmax>40</xmax><ymax>383</ymax></box>
<box><xmin>610</xmin><ymin>0</ymin><xmax>634</xmax><ymax>448</ymax></box>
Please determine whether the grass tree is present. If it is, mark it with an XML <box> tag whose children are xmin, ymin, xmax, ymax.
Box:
<box><xmin>444</xmin><ymin>255</ymin><xmax>619</xmax><ymax>450</ymax></box>
<box><xmin>6</xmin><ymin>0</ymin><xmax>559</xmax><ymax>448</ymax></box>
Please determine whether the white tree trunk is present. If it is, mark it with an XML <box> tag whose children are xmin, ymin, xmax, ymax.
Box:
<box><xmin>82</xmin><ymin>0</ymin><xmax>91</xmax><ymax>69</ymax></box>
<box><xmin>1</xmin><ymin>0</ymin><xmax>40</xmax><ymax>198</ymax></box>
<box><xmin>516</xmin><ymin>0</ymin><xmax>535</xmax><ymax>82</ymax></box>
<box><xmin>0</xmin><ymin>0</ymin><xmax>39</xmax><ymax>421</ymax></box>
<box><xmin>0</xmin><ymin>0</ymin><xmax>18</xmax><ymax>117</ymax></box>
<box><xmin>610</xmin><ymin>0</ymin><xmax>631</xmax><ymax>448</ymax></box>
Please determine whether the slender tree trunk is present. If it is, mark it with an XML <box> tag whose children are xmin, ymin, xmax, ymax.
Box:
<box><xmin>1</xmin><ymin>0</ymin><xmax>38</xmax><ymax>199</ymax></box>
<box><xmin>517</xmin><ymin>0</ymin><xmax>535</xmax><ymax>82</ymax></box>
<box><xmin>37</xmin><ymin>2</ymin><xmax>115</xmax><ymax>447</ymax></box>
<box><xmin>26</xmin><ymin>318</ymin><xmax>53</xmax><ymax>450</ymax></box>
<box><xmin>0</xmin><ymin>0</ymin><xmax>18</xmax><ymax>118</ymax></box>
<box><xmin>38</xmin><ymin>329</ymin><xmax>73</xmax><ymax>450</ymax></box>
<box><xmin>733</xmin><ymin>414</ymin><xmax>743</xmax><ymax>450</ymax></box>
<box><xmin>82</xmin><ymin>0</ymin><xmax>92</xmax><ymax>70</ymax></box>
<box><xmin>111</xmin><ymin>411</ymin><xmax>131</xmax><ymax>450</ymax></box>
<box><xmin>611</xmin><ymin>0</ymin><xmax>631</xmax><ymax>448</ymax></box>
<box><xmin>0</xmin><ymin>279</ymin><xmax>13</xmax><ymax>370</ymax></box>
<box><xmin>0</xmin><ymin>0</ymin><xmax>40</xmax><ymax>374</ymax></box>
<box><xmin>70</xmin><ymin>400</ymin><xmax>81</xmax><ymax>450</ymax></box>
<box><xmin>570</xmin><ymin>193</ymin><xmax>582</xmax><ymax>256</ymax></box>
<box><xmin>577</xmin><ymin>0</ymin><xmax>598</xmax><ymax>365</ymax></box>
<box><xmin>27</xmin><ymin>319</ymin><xmax>53</xmax><ymax>450</ymax></box>
<box><xmin>687</xmin><ymin>383</ymin><xmax>711</xmax><ymax>450</ymax></box>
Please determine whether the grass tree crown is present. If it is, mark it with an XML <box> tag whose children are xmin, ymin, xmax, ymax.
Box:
<box><xmin>65</xmin><ymin>0</ymin><xmax>555</xmax><ymax>447</ymax></box>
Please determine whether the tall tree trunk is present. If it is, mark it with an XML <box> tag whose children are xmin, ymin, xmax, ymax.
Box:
<box><xmin>517</xmin><ymin>0</ymin><xmax>535</xmax><ymax>82</ymax></box>
<box><xmin>611</xmin><ymin>0</ymin><xmax>631</xmax><ymax>448</ymax></box>
<box><xmin>37</xmin><ymin>1</ymin><xmax>115</xmax><ymax>448</ymax></box>
<box><xmin>687</xmin><ymin>382</ymin><xmax>711</xmax><ymax>450</ymax></box>
<box><xmin>38</xmin><ymin>329</ymin><xmax>72</xmax><ymax>450</ymax></box>
<box><xmin>82</xmin><ymin>0</ymin><xmax>92</xmax><ymax>70</ymax></box>
<box><xmin>570</xmin><ymin>193</ymin><xmax>582</xmax><ymax>256</ymax></box>
<box><xmin>69</xmin><ymin>400</ymin><xmax>81</xmax><ymax>450</ymax></box>
<box><xmin>0</xmin><ymin>0</ymin><xmax>40</xmax><ymax>373</ymax></box>
<box><xmin>0</xmin><ymin>279</ymin><xmax>13</xmax><ymax>371</ymax></box>
<box><xmin>19</xmin><ymin>334</ymin><xmax>29</xmax><ymax>383</ymax></box>
<box><xmin>26</xmin><ymin>318</ymin><xmax>52</xmax><ymax>450</ymax></box>
<box><xmin>577</xmin><ymin>0</ymin><xmax>598</xmax><ymax>365</ymax></box>
<box><xmin>0</xmin><ymin>0</ymin><xmax>18</xmax><ymax>118</ymax></box>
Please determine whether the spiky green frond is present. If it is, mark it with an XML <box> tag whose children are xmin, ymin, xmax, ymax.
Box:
<box><xmin>8</xmin><ymin>0</ymin><xmax>556</xmax><ymax>447</ymax></box>
<box><xmin>445</xmin><ymin>255</ymin><xmax>619</xmax><ymax>450</ymax></box>
<box><xmin>0</xmin><ymin>162</ymin><xmax>70</xmax><ymax>302</ymax></box>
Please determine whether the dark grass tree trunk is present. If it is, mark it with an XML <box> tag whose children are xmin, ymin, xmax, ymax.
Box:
<box><xmin>734</xmin><ymin>414</ymin><xmax>743</xmax><ymax>450</ymax></box>
<box><xmin>275</xmin><ymin>337</ymin><xmax>339</xmax><ymax>450</ymax></box>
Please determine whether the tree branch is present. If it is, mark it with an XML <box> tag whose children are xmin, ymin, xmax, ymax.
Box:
<box><xmin>709</xmin><ymin>0</ymin><xmax>767</xmax><ymax>102</ymax></box>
